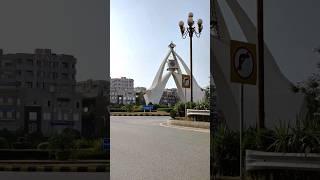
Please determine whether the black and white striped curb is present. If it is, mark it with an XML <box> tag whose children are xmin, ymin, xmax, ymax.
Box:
<box><xmin>111</xmin><ymin>114</ymin><xmax>169</xmax><ymax>116</ymax></box>
<box><xmin>0</xmin><ymin>164</ymin><xmax>109</xmax><ymax>172</ymax></box>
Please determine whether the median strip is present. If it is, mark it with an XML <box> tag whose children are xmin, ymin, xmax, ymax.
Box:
<box><xmin>0</xmin><ymin>163</ymin><xmax>109</xmax><ymax>172</ymax></box>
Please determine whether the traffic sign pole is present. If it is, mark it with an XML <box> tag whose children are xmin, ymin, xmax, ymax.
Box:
<box><xmin>240</xmin><ymin>83</ymin><xmax>244</xmax><ymax>180</ymax></box>
<box><xmin>257</xmin><ymin>0</ymin><xmax>265</xmax><ymax>129</ymax></box>
<box><xmin>184</xmin><ymin>88</ymin><xmax>186</xmax><ymax>116</ymax></box>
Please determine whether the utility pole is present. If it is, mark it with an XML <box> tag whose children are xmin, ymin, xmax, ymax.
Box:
<box><xmin>257</xmin><ymin>0</ymin><xmax>265</xmax><ymax>129</ymax></box>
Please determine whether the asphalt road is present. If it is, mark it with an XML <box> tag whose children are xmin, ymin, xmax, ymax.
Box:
<box><xmin>111</xmin><ymin>116</ymin><xmax>210</xmax><ymax>180</ymax></box>
<box><xmin>0</xmin><ymin>172</ymin><xmax>109</xmax><ymax>180</ymax></box>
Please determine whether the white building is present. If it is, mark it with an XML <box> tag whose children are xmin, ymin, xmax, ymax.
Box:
<box><xmin>110</xmin><ymin>77</ymin><xmax>135</xmax><ymax>104</ymax></box>
<box><xmin>0</xmin><ymin>49</ymin><xmax>82</xmax><ymax>135</ymax></box>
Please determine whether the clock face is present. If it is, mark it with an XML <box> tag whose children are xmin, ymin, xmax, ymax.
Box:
<box><xmin>169</xmin><ymin>61</ymin><xmax>176</xmax><ymax>67</ymax></box>
<box><xmin>233</xmin><ymin>48</ymin><xmax>254</xmax><ymax>79</ymax></box>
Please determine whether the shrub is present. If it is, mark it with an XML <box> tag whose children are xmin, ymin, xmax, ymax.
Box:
<box><xmin>12</xmin><ymin>141</ymin><xmax>32</xmax><ymax>149</ymax></box>
<box><xmin>157</xmin><ymin>108</ymin><xmax>172</xmax><ymax>112</ymax></box>
<box><xmin>0</xmin><ymin>149</ymin><xmax>51</xmax><ymax>160</ymax></box>
<box><xmin>93</xmin><ymin>139</ymin><xmax>103</xmax><ymax>150</ymax></box>
<box><xmin>170</xmin><ymin>109</ymin><xmax>177</xmax><ymax>119</ymax></box>
<box><xmin>75</xmin><ymin>139</ymin><xmax>92</xmax><ymax>149</ymax></box>
<box><xmin>213</xmin><ymin>124</ymin><xmax>240</xmax><ymax>176</ymax></box>
<box><xmin>195</xmin><ymin>102</ymin><xmax>209</xmax><ymax>110</ymax></box>
<box><xmin>121</xmin><ymin>104</ymin><xmax>134</xmax><ymax>112</ymax></box>
<box><xmin>71</xmin><ymin>148</ymin><xmax>107</xmax><ymax>160</ymax></box>
<box><xmin>48</xmin><ymin>133</ymin><xmax>75</xmax><ymax>151</ymax></box>
<box><xmin>55</xmin><ymin>150</ymin><xmax>72</xmax><ymax>160</ymax></box>
<box><xmin>174</xmin><ymin>102</ymin><xmax>185</xmax><ymax>117</ymax></box>
<box><xmin>152</xmin><ymin>104</ymin><xmax>160</xmax><ymax>110</ymax></box>
<box><xmin>62</xmin><ymin>128</ymin><xmax>81</xmax><ymax>140</ymax></box>
<box><xmin>0</xmin><ymin>129</ymin><xmax>15</xmax><ymax>145</ymax></box>
<box><xmin>186</xmin><ymin>102</ymin><xmax>196</xmax><ymax>109</ymax></box>
<box><xmin>37</xmin><ymin>142</ymin><xmax>49</xmax><ymax>150</ymax></box>
<box><xmin>110</xmin><ymin>108</ymin><xmax>126</xmax><ymax>112</ymax></box>
<box><xmin>24</xmin><ymin>132</ymin><xmax>47</xmax><ymax>148</ymax></box>
<box><xmin>0</xmin><ymin>137</ymin><xmax>9</xmax><ymax>149</ymax></box>
<box><xmin>133</xmin><ymin>105</ymin><xmax>144</xmax><ymax>112</ymax></box>
<box><xmin>242</xmin><ymin>127</ymin><xmax>275</xmax><ymax>152</ymax></box>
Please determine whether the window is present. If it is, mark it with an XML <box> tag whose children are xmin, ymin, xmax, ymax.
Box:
<box><xmin>26</xmin><ymin>70</ymin><xmax>34</xmax><ymax>77</ymax></box>
<box><xmin>62</xmin><ymin>73</ymin><xmax>68</xmax><ymax>79</ymax></box>
<box><xmin>0</xmin><ymin>111</ymin><xmax>3</xmax><ymax>119</ymax></box>
<box><xmin>25</xmin><ymin>82</ymin><xmax>33</xmax><ymax>88</ymax></box>
<box><xmin>48</xmin><ymin>101</ymin><xmax>51</xmax><ymax>107</ymax></box>
<box><xmin>7</xmin><ymin>97</ymin><xmax>13</xmax><ymax>105</ymax></box>
<box><xmin>43</xmin><ymin>112</ymin><xmax>51</xmax><ymax>121</ymax></box>
<box><xmin>7</xmin><ymin>112</ymin><xmax>13</xmax><ymax>119</ymax></box>
<box><xmin>76</xmin><ymin>102</ymin><xmax>80</xmax><ymax>109</ymax></box>
<box><xmin>0</xmin><ymin>97</ymin><xmax>3</xmax><ymax>105</ymax></box>
<box><xmin>5</xmin><ymin>62</ymin><xmax>12</xmax><ymax>67</ymax></box>
<box><xmin>16</xmin><ymin>112</ymin><xmax>20</xmax><ymax>119</ymax></box>
<box><xmin>17</xmin><ymin>98</ymin><xmax>20</xmax><ymax>105</ymax></box>
<box><xmin>58</xmin><ymin>111</ymin><xmax>62</xmax><ymax>120</ymax></box>
<box><xmin>16</xmin><ymin>58</ymin><xmax>22</xmax><ymax>64</ymax></box>
<box><xmin>53</xmin><ymin>72</ymin><xmax>58</xmax><ymax>79</ymax></box>
<box><xmin>29</xmin><ymin>112</ymin><xmax>37</xmax><ymax>121</ymax></box>
<box><xmin>27</xmin><ymin>59</ymin><xmax>33</xmax><ymax>65</ymax></box>
<box><xmin>63</xmin><ymin>113</ymin><xmax>68</xmax><ymax>121</ymax></box>
<box><xmin>62</xmin><ymin>62</ymin><xmax>69</xmax><ymax>68</ymax></box>
<box><xmin>73</xmin><ymin>113</ymin><xmax>79</xmax><ymax>121</ymax></box>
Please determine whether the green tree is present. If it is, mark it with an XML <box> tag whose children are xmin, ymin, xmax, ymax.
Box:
<box><xmin>293</xmin><ymin>65</ymin><xmax>320</xmax><ymax>118</ymax></box>
<box><xmin>121</xmin><ymin>104</ymin><xmax>134</xmax><ymax>112</ymax></box>
<box><xmin>135</xmin><ymin>92</ymin><xmax>146</xmax><ymax>105</ymax></box>
<box><xmin>0</xmin><ymin>137</ymin><xmax>9</xmax><ymax>149</ymax></box>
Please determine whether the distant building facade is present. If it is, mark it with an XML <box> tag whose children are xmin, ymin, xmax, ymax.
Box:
<box><xmin>76</xmin><ymin>79</ymin><xmax>108</xmax><ymax>138</ymax></box>
<box><xmin>110</xmin><ymin>77</ymin><xmax>135</xmax><ymax>104</ymax></box>
<box><xmin>76</xmin><ymin>79</ymin><xmax>108</xmax><ymax>98</ymax></box>
<box><xmin>134</xmin><ymin>87</ymin><xmax>146</xmax><ymax>94</ymax></box>
<box><xmin>0</xmin><ymin>49</ymin><xmax>82</xmax><ymax>135</ymax></box>
<box><xmin>159</xmin><ymin>88</ymin><xmax>179</xmax><ymax>106</ymax></box>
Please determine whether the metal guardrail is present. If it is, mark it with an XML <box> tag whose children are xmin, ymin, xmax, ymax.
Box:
<box><xmin>246</xmin><ymin>150</ymin><xmax>320</xmax><ymax>172</ymax></box>
<box><xmin>186</xmin><ymin>109</ymin><xmax>210</xmax><ymax>116</ymax></box>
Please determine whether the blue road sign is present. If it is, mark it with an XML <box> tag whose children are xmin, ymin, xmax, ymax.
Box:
<box><xmin>103</xmin><ymin>138</ymin><xmax>110</xmax><ymax>151</ymax></box>
<box><xmin>143</xmin><ymin>105</ymin><xmax>153</xmax><ymax>111</ymax></box>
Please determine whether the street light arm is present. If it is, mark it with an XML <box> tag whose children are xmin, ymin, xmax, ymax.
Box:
<box><xmin>181</xmin><ymin>29</ymin><xmax>189</xmax><ymax>39</ymax></box>
<box><xmin>194</xmin><ymin>31</ymin><xmax>201</xmax><ymax>38</ymax></box>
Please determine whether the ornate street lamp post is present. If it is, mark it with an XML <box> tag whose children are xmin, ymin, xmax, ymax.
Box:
<box><xmin>179</xmin><ymin>12</ymin><xmax>203</xmax><ymax>103</ymax></box>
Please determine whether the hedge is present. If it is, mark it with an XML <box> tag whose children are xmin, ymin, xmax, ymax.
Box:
<box><xmin>110</xmin><ymin>108</ymin><xmax>126</xmax><ymax>112</ymax></box>
<box><xmin>71</xmin><ymin>149</ymin><xmax>109</xmax><ymax>160</ymax></box>
<box><xmin>157</xmin><ymin>108</ymin><xmax>173</xmax><ymax>113</ymax></box>
<box><xmin>0</xmin><ymin>149</ymin><xmax>52</xmax><ymax>160</ymax></box>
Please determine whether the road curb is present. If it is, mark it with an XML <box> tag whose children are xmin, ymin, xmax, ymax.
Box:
<box><xmin>0</xmin><ymin>164</ymin><xmax>109</xmax><ymax>172</ymax></box>
<box><xmin>111</xmin><ymin>114</ymin><xmax>169</xmax><ymax>116</ymax></box>
<box><xmin>160</xmin><ymin>122</ymin><xmax>210</xmax><ymax>133</ymax></box>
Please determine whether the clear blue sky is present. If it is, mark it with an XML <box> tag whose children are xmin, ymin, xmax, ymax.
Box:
<box><xmin>110</xmin><ymin>0</ymin><xmax>210</xmax><ymax>88</ymax></box>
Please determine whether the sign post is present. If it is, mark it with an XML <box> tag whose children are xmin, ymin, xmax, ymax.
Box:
<box><xmin>182</xmin><ymin>74</ymin><xmax>191</xmax><ymax>118</ymax></box>
<box><xmin>230</xmin><ymin>40</ymin><xmax>257</xmax><ymax>180</ymax></box>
